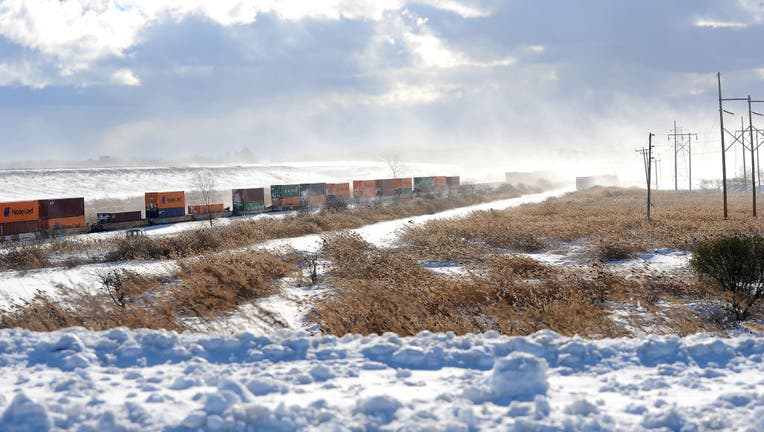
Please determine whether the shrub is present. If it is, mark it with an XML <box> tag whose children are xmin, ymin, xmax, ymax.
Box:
<box><xmin>690</xmin><ymin>235</ymin><xmax>764</xmax><ymax>320</ymax></box>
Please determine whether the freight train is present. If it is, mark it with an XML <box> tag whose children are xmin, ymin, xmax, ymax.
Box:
<box><xmin>0</xmin><ymin>175</ymin><xmax>460</xmax><ymax>240</ymax></box>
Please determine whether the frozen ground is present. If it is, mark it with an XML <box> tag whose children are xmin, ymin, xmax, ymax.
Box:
<box><xmin>0</xmin><ymin>328</ymin><xmax>762</xmax><ymax>431</ymax></box>
<box><xmin>0</xmin><ymin>162</ymin><xmax>459</xmax><ymax>201</ymax></box>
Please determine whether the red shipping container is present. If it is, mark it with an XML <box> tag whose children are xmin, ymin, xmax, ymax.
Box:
<box><xmin>39</xmin><ymin>198</ymin><xmax>84</xmax><ymax>219</ymax></box>
<box><xmin>326</xmin><ymin>183</ymin><xmax>351</xmax><ymax>198</ymax></box>
<box><xmin>395</xmin><ymin>178</ymin><xmax>413</xmax><ymax>189</ymax></box>
<box><xmin>188</xmin><ymin>204</ymin><xmax>225</xmax><ymax>215</ymax></box>
<box><xmin>0</xmin><ymin>220</ymin><xmax>39</xmax><ymax>236</ymax></box>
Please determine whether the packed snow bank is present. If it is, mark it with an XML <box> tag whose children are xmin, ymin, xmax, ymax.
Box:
<box><xmin>0</xmin><ymin>329</ymin><xmax>762</xmax><ymax>430</ymax></box>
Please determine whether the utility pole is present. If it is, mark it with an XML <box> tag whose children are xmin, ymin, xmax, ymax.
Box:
<box><xmin>636</xmin><ymin>133</ymin><xmax>655</xmax><ymax>220</ymax></box>
<box><xmin>736</xmin><ymin>118</ymin><xmax>748</xmax><ymax>185</ymax></box>
<box><xmin>667</xmin><ymin>122</ymin><xmax>697</xmax><ymax>191</ymax></box>
<box><xmin>718</xmin><ymin>72</ymin><xmax>750</xmax><ymax>218</ymax></box>
<box><xmin>654</xmin><ymin>156</ymin><xmax>660</xmax><ymax>191</ymax></box>
<box><xmin>747</xmin><ymin>95</ymin><xmax>764</xmax><ymax>216</ymax></box>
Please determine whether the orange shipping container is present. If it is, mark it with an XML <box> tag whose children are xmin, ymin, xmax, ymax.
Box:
<box><xmin>39</xmin><ymin>215</ymin><xmax>86</xmax><ymax>230</ymax></box>
<box><xmin>353</xmin><ymin>180</ymin><xmax>377</xmax><ymax>199</ymax></box>
<box><xmin>188</xmin><ymin>204</ymin><xmax>225</xmax><ymax>215</ymax></box>
<box><xmin>306</xmin><ymin>195</ymin><xmax>327</xmax><ymax>204</ymax></box>
<box><xmin>326</xmin><ymin>183</ymin><xmax>351</xmax><ymax>197</ymax></box>
<box><xmin>433</xmin><ymin>176</ymin><xmax>448</xmax><ymax>187</ymax></box>
<box><xmin>394</xmin><ymin>178</ymin><xmax>413</xmax><ymax>189</ymax></box>
<box><xmin>273</xmin><ymin>196</ymin><xmax>302</xmax><ymax>208</ymax></box>
<box><xmin>145</xmin><ymin>192</ymin><xmax>186</xmax><ymax>210</ymax></box>
<box><xmin>0</xmin><ymin>200</ymin><xmax>39</xmax><ymax>223</ymax></box>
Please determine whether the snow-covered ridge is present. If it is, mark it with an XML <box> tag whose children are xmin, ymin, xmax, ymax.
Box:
<box><xmin>0</xmin><ymin>328</ymin><xmax>762</xmax><ymax>430</ymax></box>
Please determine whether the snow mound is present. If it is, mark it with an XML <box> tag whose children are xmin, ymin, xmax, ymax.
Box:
<box><xmin>0</xmin><ymin>328</ymin><xmax>762</xmax><ymax>430</ymax></box>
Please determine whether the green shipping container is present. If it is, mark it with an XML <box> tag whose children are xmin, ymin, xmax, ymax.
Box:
<box><xmin>396</xmin><ymin>188</ymin><xmax>413</xmax><ymax>195</ymax></box>
<box><xmin>234</xmin><ymin>201</ymin><xmax>265</xmax><ymax>213</ymax></box>
<box><xmin>414</xmin><ymin>177</ymin><xmax>434</xmax><ymax>187</ymax></box>
<box><xmin>271</xmin><ymin>184</ymin><xmax>301</xmax><ymax>199</ymax></box>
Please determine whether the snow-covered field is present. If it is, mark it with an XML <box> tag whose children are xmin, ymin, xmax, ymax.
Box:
<box><xmin>0</xmin><ymin>328</ymin><xmax>762</xmax><ymax>431</ymax></box>
<box><xmin>0</xmin><ymin>162</ymin><xmax>459</xmax><ymax>201</ymax></box>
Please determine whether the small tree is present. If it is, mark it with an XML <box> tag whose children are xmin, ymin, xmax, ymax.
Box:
<box><xmin>381</xmin><ymin>153</ymin><xmax>404</xmax><ymax>179</ymax></box>
<box><xmin>192</xmin><ymin>170</ymin><xmax>216</xmax><ymax>228</ymax></box>
<box><xmin>690</xmin><ymin>235</ymin><xmax>764</xmax><ymax>320</ymax></box>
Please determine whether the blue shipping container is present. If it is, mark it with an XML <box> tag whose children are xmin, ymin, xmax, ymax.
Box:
<box><xmin>147</xmin><ymin>207</ymin><xmax>185</xmax><ymax>219</ymax></box>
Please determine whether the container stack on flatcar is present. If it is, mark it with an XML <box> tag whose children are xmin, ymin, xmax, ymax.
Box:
<box><xmin>395</xmin><ymin>177</ymin><xmax>413</xmax><ymax>197</ymax></box>
<box><xmin>375</xmin><ymin>178</ymin><xmax>397</xmax><ymax>197</ymax></box>
<box><xmin>446</xmin><ymin>176</ymin><xmax>460</xmax><ymax>192</ymax></box>
<box><xmin>353</xmin><ymin>180</ymin><xmax>377</xmax><ymax>200</ymax></box>
<box><xmin>145</xmin><ymin>191</ymin><xmax>185</xmax><ymax>221</ymax></box>
<box><xmin>300</xmin><ymin>183</ymin><xmax>327</xmax><ymax>206</ymax></box>
<box><xmin>271</xmin><ymin>184</ymin><xmax>301</xmax><ymax>210</ymax></box>
<box><xmin>232</xmin><ymin>188</ymin><xmax>266</xmax><ymax>215</ymax></box>
<box><xmin>0</xmin><ymin>200</ymin><xmax>39</xmax><ymax>237</ymax></box>
<box><xmin>39</xmin><ymin>198</ymin><xmax>85</xmax><ymax>231</ymax></box>
<box><xmin>326</xmin><ymin>183</ymin><xmax>351</xmax><ymax>202</ymax></box>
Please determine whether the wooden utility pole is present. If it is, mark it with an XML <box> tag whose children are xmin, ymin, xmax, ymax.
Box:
<box><xmin>637</xmin><ymin>134</ymin><xmax>655</xmax><ymax>220</ymax></box>
<box><xmin>749</xmin><ymin>96</ymin><xmax>757</xmax><ymax>217</ymax></box>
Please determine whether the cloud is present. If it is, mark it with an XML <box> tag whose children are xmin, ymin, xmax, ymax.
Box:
<box><xmin>694</xmin><ymin>19</ymin><xmax>747</xmax><ymax>29</ymax></box>
<box><xmin>111</xmin><ymin>68</ymin><xmax>140</xmax><ymax>86</ymax></box>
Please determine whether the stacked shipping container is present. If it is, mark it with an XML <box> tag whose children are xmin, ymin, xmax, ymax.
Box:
<box><xmin>395</xmin><ymin>177</ymin><xmax>413</xmax><ymax>196</ymax></box>
<box><xmin>326</xmin><ymin>183</ymin><xmax>351</xmax><ymax>201</ymax></box>
<box><xmin>39</xmin><ymin>198</ymin><xmax>85</xmax><ymax>231</ymax></box>
<box><xmin>0</xmin><ymin>200</ymin><xmax>39</xmax><ymax>236</ymax></box>
<box><xmin>300</xmin><ymin>183</ymin><xmax>327</xmax><ymax>205</ymax></box>
<box><xmin>375</xmin><ymin>179</ymin><xmax>397</xmax><ymax>197</ymax></box>
<box><xmin>232</xmin><ymin>188</ymin><xmax>266</xmax><ymax>214</ymax></box>
<box><xmin>271</xmin><ymin>184</ymin><xmax>301</xmax><ymax>210</ymax></box>
<box><xmin>353</xmin><ymin>180</ymin><xmax>377</xmax><ymax>199</ymax></box>
<box><xmin>145</xmin><ymin>192</ymin><xmax>185</xmax><ymax>219</ymax></box>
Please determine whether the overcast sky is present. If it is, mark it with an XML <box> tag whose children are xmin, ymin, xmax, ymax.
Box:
<box><xmin>1</xmin><ymin>0</ymin><xmax>764</xmax><ymax>179</ymax></box>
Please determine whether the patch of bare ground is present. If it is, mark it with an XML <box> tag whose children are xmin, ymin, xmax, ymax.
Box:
<box><xmin>0</xmin><ymin>250</ymin><xmax>296</xmax><ymax>331</ymax></box>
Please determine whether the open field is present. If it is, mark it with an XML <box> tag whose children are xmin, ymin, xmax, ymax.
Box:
<box><xmin>2</xmin><ymin>186</ymin><xmax>762</xmax><ymax>339</ymax></box>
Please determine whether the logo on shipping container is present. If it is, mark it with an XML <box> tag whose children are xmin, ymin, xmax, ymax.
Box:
<box><xmin>11</xmin><ymin>208</ymin><xmax>34</xmax><ymax>216</ymax></box>
<box><xmin>162</xmin><ymin>197</ymin><xmax>166</xmax><ymax>204</ymax></box>
<box><xmin>3</xmin><ymin>207</ymin><xmax>8</xmax><ymax>218</ymax></box>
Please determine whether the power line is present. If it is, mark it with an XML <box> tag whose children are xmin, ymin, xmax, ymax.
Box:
<box><xmin>667</xmin><ymin>121</ymin><xmax>697</xmax><ymax>191</ymax></box>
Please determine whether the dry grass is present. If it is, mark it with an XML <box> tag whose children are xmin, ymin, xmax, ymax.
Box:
<box><xmin>0</xmin><ymin>250</ymin><xmax>295</xmax><ymax>332</ymax></box>
<box><xmin>312</xmin><ymin>234</ymin><xmax>627</xmax><ymax>337</ymax></box>
<box><xmin>401</xmin><ymin>187</ymin><xmax>764</xmax><ymax>262</ymax></box>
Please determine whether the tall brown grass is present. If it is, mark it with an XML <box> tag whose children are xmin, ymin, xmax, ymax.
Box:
<box><xmin>312</xmin><ymin>233</ymin><xmax>626</xmax><ymax>337</ymax></box>
<box><xmin>0</xmin><ymin>250</ymin><xmax>295</xmax><ymax>332</ymax></box>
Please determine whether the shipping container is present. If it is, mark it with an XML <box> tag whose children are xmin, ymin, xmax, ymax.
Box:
<box><xmin>188</xmin><ymin>204</ymin><xmax>225</xmax><ymax>215</ymax></box>
<box><xmin>326</xmin><ymin>183</ymin><xmax>351</xmax><ymax>198</ymax></box>
<box><xmin>39</xmin><ymin>197</ymin><xmax>84</xmax><ymax>220</ymax></box>
<box><xmin>0</xmin><ymin>220</ymin><xmax>39</xmax><ymax>236</ymax></box>
<box><xmin>233</xmin><ymin>201</ymin><xmax>266</xmax><ymax>213</ymax></box>
<box><xmin>374</xmin><ymin>179</ymin><xmax>397</xmax><ymax>197</ymax></box>
<box><xmin>145</xmin><ymin>192</ymin><xmax>185</xmax><ymax>210</ymax></box>
<box><xmin>97</xmin><ymin>211</ymin><xmax>142</xmax><ymax>223</ymax></box>
<box><xmin>394</xmin><ymin>178</ymin><xmax>413</xmax><ymax>190</ymax></box>
<box><xmin>271</xmin><ymin>184</ymin><xmax>301</xmax><ymax>199</ymax></box>
<box><xmin>146</xmin><ymin>207</ymin><xmax>185</xmax><ymax>219</ymax></box>
<box><xmin>413</xmin><ymin>176</ymin><xmax>434</xmax><ymax>190</ymax></box>
<box><xmin>40</xmin><ymin>215</ymin><xmax>86</xmax><ymax>231</ymax></box>
<box><xmin>271</xmin><ymin>196</ymin><xmax>302</xmax><ymax>210</ymax></box>
<box><xmin>232</xmin><ymin>188</ymin><xmax>265</xmax><ymax>204</ymax></box>
<box><xmin>433</xmin><ymin>176</ymin><xmax>448</xmax><ymax>187</ymax></box>
<box><xmin>0</xmin><ymin>200</ymin><xmax>39</xmax><ymax>223</ymax></box>
<box><xmin>446</xmin><ymin>176</ymin><xmax>460</xmax><ymax>188</ymax></box>
<box><xmin>353</xmin><ymin>180</ymin><xmax>377</xmax><ymax>199</ymax></box>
